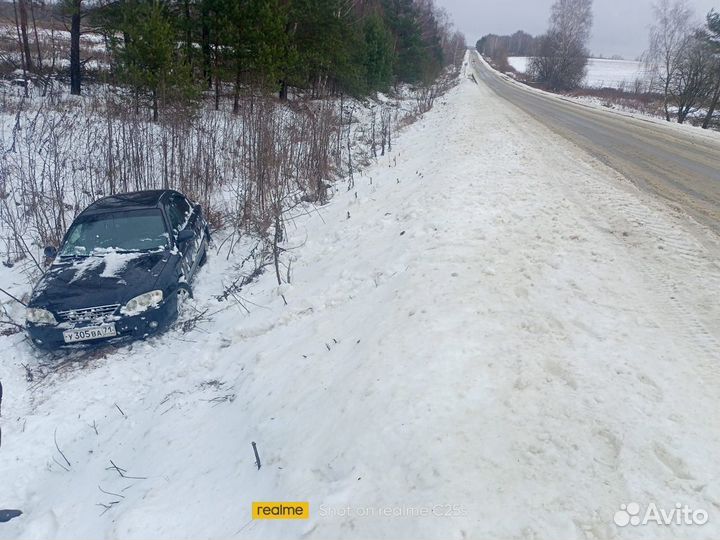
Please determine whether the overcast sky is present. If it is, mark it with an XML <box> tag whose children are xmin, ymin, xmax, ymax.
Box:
<box><xmin>436</xmin><ymin>0</ymin><xmax>718</xmax><ymax>59</ymax></box>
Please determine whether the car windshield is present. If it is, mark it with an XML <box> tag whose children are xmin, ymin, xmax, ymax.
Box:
<box><xmin>59</xmin><ymin>209</ymin><xmax>169</xmax><ymax>256</ymax></box>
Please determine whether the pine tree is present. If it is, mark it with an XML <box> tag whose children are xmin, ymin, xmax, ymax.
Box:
<box><xmin>383</xmin><ymin>0</ymin><xmax>428</xmax><ymax>84</ymax></box>
<box><xmin>111</xmin><ymin>1</ymin><xmax>196</xmax><ymax>120</ymax></box>
<box><xmin>228</xmin><ymin>0</ymin><xmax>287</xmax><ymax>110</ymax></box>
<box><xmin>362</xmin><ymin>13</ymin><xmax>394</xmax><ymax>91</ymax></box>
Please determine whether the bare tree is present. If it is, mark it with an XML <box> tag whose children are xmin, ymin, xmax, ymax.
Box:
<box><xmin>529</xmin><ymin>0</ymin><xmax>593</xmax><ymax>90</ymax></box>
<box><xmin>551</xmin><ymin>0</ymin><xmax>593</xmax><ymax>45</ymax></box>
<box><xmin>701</xmin><ymin>10</ymin><xmax>720</xmax><ymax>129</ymax></box>
<box><xmin>449</xmin><ymin>31</ymin><xmax>467</xmax><ymax>69</ymax></box>
<box><xmin>646</xmin><ymin>0</ymin><xmax>694</xmax><ymax>121</ymax></box>
<box><xmin>670</xmin><ymin>32</ymin><xmax>715</xmax><ymax>123</ymax></box>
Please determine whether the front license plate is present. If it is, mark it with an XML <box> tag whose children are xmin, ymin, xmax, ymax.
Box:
<box><xmin>63</xmin><ymin>323</ymin><xmax>117</xmax><ymax>343</ymax></box>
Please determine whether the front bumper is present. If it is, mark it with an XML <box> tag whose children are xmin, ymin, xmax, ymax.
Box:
<box><xmin>26</xmin><ymin>294</ymin><xmax>179</xmax><ymax>350</ymax></box>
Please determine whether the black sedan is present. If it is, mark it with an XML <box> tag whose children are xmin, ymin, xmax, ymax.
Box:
<box><xmin>25</xmin><ymin>190</ymin><xmax>210</xmax><ymax>350</ymax></box>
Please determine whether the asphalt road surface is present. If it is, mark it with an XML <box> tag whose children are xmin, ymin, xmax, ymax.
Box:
<box><xmin>471</xmin><ymin>52</ymin><xmax>720</xmax><ymax>235</ymax></box>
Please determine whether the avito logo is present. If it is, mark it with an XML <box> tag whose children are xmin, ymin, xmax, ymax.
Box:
<box><xmin>614</xmin><ymin>502</ymin><xmax>709</xmax><ymax>527</ymax></box>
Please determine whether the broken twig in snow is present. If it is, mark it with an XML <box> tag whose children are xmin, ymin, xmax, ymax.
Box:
<box><xmin>54</xmin><ymin>427</ymin><xmax>71</xmax><ymax>469</ymax></box>
<box><xmin>0</xmin><ymin>286</ymin><xmax>26</xmax><ymax>307</ymax></box>
<box><xmin>96</xmin><ymin>501</ymin><xmax>120</xmax><ymax>515</ymax></box>
<box><xmin>252</xmin><ymin>441</ymin><xmax>261</xmax><ymax>470</ymax></box>
<box><xmin>106</xmin><ymin>460</ymin><xmax>147</xmax><ymax>480</ymax></box>
<box><xmin>98</xmin><ymin>485</ymin><xmax>125</xmax><ymax>499</ymax></box>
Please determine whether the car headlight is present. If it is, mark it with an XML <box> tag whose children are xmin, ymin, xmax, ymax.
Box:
<box><xmin>121</xmin><ymin>290</ymin><xmax>163</xmax><ymax>315</ymax></box>
<box><xmin>26</xmin><ymin>307</ymin><xmax>57</xmax><ymax>325</ymax></box>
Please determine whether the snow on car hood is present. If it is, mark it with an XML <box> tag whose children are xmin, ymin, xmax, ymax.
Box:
<box><xmin>65</xmin><ymin>249</ymin><xmax>149</xmax><ymax>284</ymax></box>
<box><xmin>30</xmin><ymin>248</ymin><xmax>171</xmax><ymax>310</ymax></box>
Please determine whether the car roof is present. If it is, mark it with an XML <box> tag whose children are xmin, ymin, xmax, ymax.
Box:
<box><xmin>80</xmin><ymin>190</ymin><xmax>181</xmax><ymax>215</ymax></box>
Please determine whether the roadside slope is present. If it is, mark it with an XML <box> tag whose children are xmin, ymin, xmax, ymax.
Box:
<box><xmin>1</xmin><ymin>55</ymin><xmax>719</xmax><ymax>540</ymax></box>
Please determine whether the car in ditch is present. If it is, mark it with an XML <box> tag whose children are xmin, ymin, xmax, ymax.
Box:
<box><xmin>25</xmin><ymin>190</ymin><xmax>210</xmax><ymax>350</ymax></box>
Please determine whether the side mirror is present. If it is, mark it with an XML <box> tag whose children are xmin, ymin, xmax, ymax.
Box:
<box><xmin>176</xmin><ymin>229</ymin><xmax>195</xmax><ymax>244</ymax></box>
<box><xmin>43</xmin><ymin>246</ymin><xmax>57</xmax><ymax>259</ymax></box>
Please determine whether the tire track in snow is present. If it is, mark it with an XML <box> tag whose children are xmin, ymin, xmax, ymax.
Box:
<box><xmin>513</xmin><ymin>107</ymin><xmax>720</xmax><ymax>386</ymax></box>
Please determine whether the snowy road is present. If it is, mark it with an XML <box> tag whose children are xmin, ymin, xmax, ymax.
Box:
<box><xmin>1</xmin><ymin>54</ymin><xmax>720</xmax><ymax>540</ymax></box>
<box><xmin>474</xmin><ymin>52</ymin><xmax>720</xmax><ymax>235</ymax></box>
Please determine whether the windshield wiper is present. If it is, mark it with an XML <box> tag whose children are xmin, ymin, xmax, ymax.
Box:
<box><xmin>58</xmin><ymin>253</ymin><xmax>90</xmax><ymax>259</ymax></box>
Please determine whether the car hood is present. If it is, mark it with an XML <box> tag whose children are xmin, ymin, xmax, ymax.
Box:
<box><xmin>30</xmin><ymin>250</ymin><xmax>171</xmax><ymax>311</ymax></box>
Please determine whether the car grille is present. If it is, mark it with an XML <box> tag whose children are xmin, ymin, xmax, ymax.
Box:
<box><xmin>56</xmin><ymin>304</ymin><xmax>121</xmax><ymax>323</ymax></box>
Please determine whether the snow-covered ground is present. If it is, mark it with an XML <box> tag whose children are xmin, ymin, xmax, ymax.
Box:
<box><xmin>1</xmin><ymin>53</ymin><xmax>719</xmax><ymax>540</ymax></box>
<box><xmin>0</xmin><ymin>24</ymin><xmax>110</xmax><ymax>73</ymax></box>
<box><xmin>509</xmin><ymin>56</ymin><xmax>651</xmax><ymax>90</ymax></box>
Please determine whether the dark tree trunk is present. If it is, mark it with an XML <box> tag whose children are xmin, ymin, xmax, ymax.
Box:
<box><xmin>201</xmin><ymin>9</ymin><xmax>212</xmax><ymax>89</ymax></box>
<box><xmin>18</xmin><ymin>0</ymin><xmax>33</xmax><ymax>72</ymax></box>
<box><xmin>663</xmin><ymin>74</ymin><xmax>671</xmax><ymax>122</ymax></box>
<box><xmin>30</xmin><ymin>0</ymin><xmax>42</xmax><ymax>67</ymax></box>
<box><xmin>278</xmin><ymin>21</ymin><xmax>294</xmax><ymax>102</ymax></box>
<box><xmin>184</xmin><ymin>0</ymin><xmax>193</xmax><ymax>76</ymax></box>
<box><xmin>702</xmin><ymin>79</ymin><xmax>720</xmax><ymax>129</ymax></box>
<box><xmin>70</xmin><ymin>0</ymin><xmax>81</xmax><ymax>95</ymax></box>
<box><xmin>152</xmin><ymin>89</ymin><xmax>158</xmax><ymax>121</ymax></box>
<box><xmin>233</xmin><ymin>64</ymin><xmax>241</xmax><ymax>113</ymax></box>
<box><xmin>11</xmin><ymin>0</ymin><xmax>29</xmax><ymax>96</ymax></box>
<box><xmin>213</xmin><ymin>41</ymin><xmax>220</xmax><ymax>111</ymax></box>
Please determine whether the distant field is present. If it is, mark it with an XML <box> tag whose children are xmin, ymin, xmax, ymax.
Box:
<box><xmin>508</xmin><ymin>56</ymin><xmax>652</xmax><ymax>90</ymax></box>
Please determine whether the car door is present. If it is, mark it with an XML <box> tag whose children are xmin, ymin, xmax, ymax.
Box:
<box><xmin>167</xmin><ymin>194</ymin><xmax>199</xmax><ymax>281</ymax></box>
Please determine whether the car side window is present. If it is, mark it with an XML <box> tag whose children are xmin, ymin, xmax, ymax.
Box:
<box><xmin>167</xmin><ymin>194</ymin><xmax>191</xmax><ymax>232</ymax></box>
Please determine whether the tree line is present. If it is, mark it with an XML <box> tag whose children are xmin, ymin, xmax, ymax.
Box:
<box><xmin>475</xmin><ymin>31</ymin><xmax>539</xmax><ymax>62</ymax></box>
<box><xmin>9</xmin><ymin>0</ymin><xmax>466</xmax><ymax>118</ymax></box>
<box><xmin>475</xmin><ymin>0</ymin><xmax>593</xmax><ymax>90</ymax></box>
<box><xmin>646</xmin><ymin>0</ymin><xmax>720</xmax><ymax>127</ymax></box>
<box><xmin>475</xmin><ymin>0</ymin><xmax>719</xmax><ymax>128</ymax></box>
